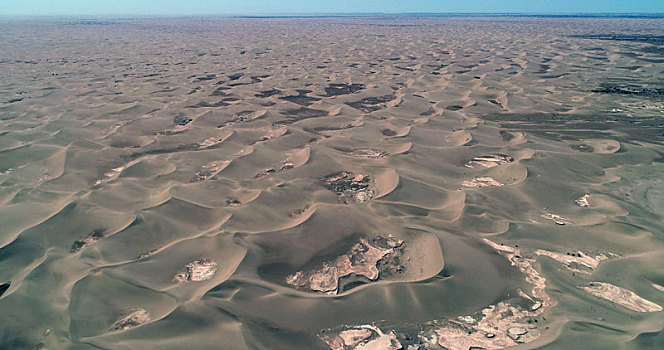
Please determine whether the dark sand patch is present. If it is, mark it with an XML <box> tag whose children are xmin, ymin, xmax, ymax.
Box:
<box><xmin>279</xmin><ymin>89</ymin><xmax>321</xmax><ymax>106</ymax></box>
<box><xmin>345</xmin><ymin>94</ymin><xmax>396</xmax><ymax>112</ymax></box>
<box><xmin>255</xmin><ymin>89</ymin><xmax>281</xmax><ymax>98</ymax></box>
<box><xmin>324</xmin><ymin>83</ymin><xmax>365</xmax><ymax>97</ymax></box>
<box><xmin>275</xmin><ymin>107</ymin><xmax>329</xmax><ymax>125</ymax></box>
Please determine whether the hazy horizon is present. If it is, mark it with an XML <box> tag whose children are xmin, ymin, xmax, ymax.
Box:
<box><xmin>3</xmin><ymin>0</ymin><xmax>664</xmax><ymax>17</ymax></box>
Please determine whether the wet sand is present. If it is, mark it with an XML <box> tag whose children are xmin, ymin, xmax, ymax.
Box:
<box><xmin>0</xmin><ymin>16</ymin><xmax>663</xmax><ymax>349</ymax></box>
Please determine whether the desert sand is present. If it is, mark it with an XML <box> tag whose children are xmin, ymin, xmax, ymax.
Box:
<box><xmin>0</xmin><ymin>16</ymin><xmax>663</xmax><ymax>349</ymax></box>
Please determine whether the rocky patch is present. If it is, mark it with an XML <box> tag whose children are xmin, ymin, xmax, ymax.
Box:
<box><xmin>191</xmin><ymin>160</ymin><xmax>228</xmax><ymax>182</ymax></box>
<box><xmin>94</xmin><ymin>166</ymin><xmax>125</xmax><ymax>186</ymax></box>
<box><xmin>581</xmin><ymin>282</ymin><xmax>662</xmax><ymax>312</ymax></box>
<box><xmin>462</xmin><ymin>177</ymin><xmax>503</xmax><ymax>188</ymax></box>
<box><xmin>541</xmin><ymin>212</ymin><xmax>572</xmax><ymax>225</ymax></box>
<box><xmin>110</xmin><ymin>309</ymin><xmax>151</xmax><ymax>331</ymax></box>
<box><xmin>322</xmin><ymin>171</ymin><xmax>375</xmax><ymax>204</ymax></box>
<box><xmin>70</xmin><ymin>229</ymin><xmax>105</xmax><ymax>253</ymax></box>
<box><xmin>320</xmin><ymin>325</ymin><xmax>402</xmax><ymax>350</ymax></box>
<box><xmin>286</xmin><ymin>236</ymin><xmax>404</xmax><ymax>294</ymax></box>
<box><xmin>173</xmin><ymin>259</ymin><xmax>218</xmax><ymax>283</ymax></box>
<box><xmin>464</xmin><ymin>154</ymin><xmax>514</xmax><ymax>169</ymax></box>
<box><xmin>319</xmin><ymin>239</ymin><xmax>551</xmax><ymax>349</ymax></box>
<box><xmin>535</xmin><ymin>249</ymin><xmax>610</xmax><ymax>274</ymax></box>
<box><xmin>348</xmin><ymin>149</ymin><xmax>389</xmax><ymax>159</ymax></box>
<box><xmin>575</xmin><ymin>194</ymin><xmax>590</xmax><ymax>207</ymax></box>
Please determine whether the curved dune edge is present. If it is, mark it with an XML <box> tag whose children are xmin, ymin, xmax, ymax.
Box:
<box><xmin>96</xmin><ymin>213</ymin><xmax>234</xmax><ymax>271</ymax></box>
<box><xmin>389</xmin><ymin>142</ymin><xmax>413</xmax><ymax>155</ymax></box>
<box><xmin>330</xmin><ymin>141</ymin><xmax>411</xmax><ymax>160</ymax></box>
<box><xmin>386</xmin><ymin>231</ymin><xmax>444</xmax><ymax>283</ymax></box>
<box><xmin>98</xmin><ymin>121</ymin><xmax>127</xmax><ymax>139</ymax></box>
<box><xmin>455</xmin><ymin>130</ymin><xmax>474</xmax><ymax>147</ymax></box>
<box><xmin>233</xmin><ymin>145</ymin><xmax>255</xmax><ymax>158</ymax></box>
<box><xmin>575</xmin><ymin>139</ymin><xmax>621</xmax><ymax>154</ymax></box>
<box><xmin>0</xmin><ymin>197</ymin><xmax>74</xmax><ymax>249</ymax></box>
<box><xmin>536</xmin><ymin>192</ymin><xmax>629</xmax><ymax>227</ymax></box>
<box><xmin>429</xmin><ymin>190</ymin><xmax>466</xmax><ymax>221</ymax></box>
<box><xmin>288</xmin><ymin>147</ymin><xmax>311</xmax><ymax>168</ymax></box>
<box><xmin>319</xmin><ymin>167</ymin><xmax>398</xmax><ymax>205</ymax></box>
<box><xmin>4</xmin><ymin>17</ymin><xmax>664</xmax><ymax>350</ymax></box>
<box><xmin>589</xmin><ymin>194</ymin><xmax>630</xmax><ymax>217</ymax></box>
<box><xmin>222</xmin><ymin>203</ymin><xmax>318</xmax><ymax>235</ymax></box>
<box><xmin>492</xmin><ymin>162</ymin><xmax>529</xmax><ymax>186</ymax></box>
<box><xmin>501</xmin><ymin>130</ymin><xmax>528</xmax><ymax>145</ymax></box>
<box><xmin>373</xmin><ymin>168</ymin><xmax>400</xmax><ymax>199</ymax></box>
<box><xmin>331</xmin><ymin>231</ymin><xmax>444</xmax><ymax>297</ymax></box>
<box><xmin>76</xmin><ymin>237</ymin><xmax>249</xmax><ymax>339</ymax></box>
<box><xmin>126</xmin><ymin>185</ymin><xmax>176</xmax><ymax>211</ymax></box>
<box><xmin>255</xmin><ymin>125</ymin><xmax>288</xmax><ymax>144</ymax></box>
<box><xmin>652</xmin><ymin>283</ymin><xmax>664</xmax><ymax>292</ymax></box>
<box><xmin>0</xmin><ymin>253</ymin><xmax>49</xmax><ymax>300</ymax></box>
<box><xmin>163</xmin><ymin>247</ymin><xmax>248</xmax><ymax>299</ymax></box>
<box><xmin>170</xmin><ymin>183</ymin><xmax>262</xmax><ymax>209</ymax></box>
<box><xmin>93</xmin><ymin>154</ymin><xmax>179</xmax><ymax>188</ymax></box>
<box><xmin>190</xmin><ymin>160</ymin><xmax>231</xmax><ymax>182</ymax></box>
<box><xmin>392</xmin><ymin>125</ymin><xmax>411</xmax><ymax>138</ymax></box>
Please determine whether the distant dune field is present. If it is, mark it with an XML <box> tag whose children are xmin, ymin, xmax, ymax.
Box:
<box><xmin>0</xmin><ymin>16</ymin><xmax>663</xmax><ymax>350</ymax></box>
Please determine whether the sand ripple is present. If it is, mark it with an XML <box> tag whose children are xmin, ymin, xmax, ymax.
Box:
<box><xmin>1</xmin><ymin>16</ymin><xmax>663</xmax><ymax>350</ymax></box>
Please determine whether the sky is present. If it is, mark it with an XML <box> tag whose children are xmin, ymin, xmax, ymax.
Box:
<box><xmin>2</xmin><ymin>0</ymin><xmax>664</xmax><ymax>17</ymax></box>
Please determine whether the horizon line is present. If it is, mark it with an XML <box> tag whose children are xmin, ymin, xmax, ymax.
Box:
<box><xmin>2</xmin><ymin>12</ymin><xmax>664</xmax><ymax>19</ymax></box>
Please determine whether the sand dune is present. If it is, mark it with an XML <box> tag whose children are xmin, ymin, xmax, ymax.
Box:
<box><xmin>0</xmin><ymin>16</ymin><xmax>663</xmax><ymax>350</ymax></box>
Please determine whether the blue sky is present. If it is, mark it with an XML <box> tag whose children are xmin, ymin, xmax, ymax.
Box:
<box><xmin>2</xmin><ymin>0</ymin><xmax>664</xmax><ymax>16</ymax></box>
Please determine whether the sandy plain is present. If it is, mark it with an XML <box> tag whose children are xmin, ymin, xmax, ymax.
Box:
<box><xmin>0</xmin><ymin>16</ymin><xmax>663</xmax><ymax>349</ymax></box>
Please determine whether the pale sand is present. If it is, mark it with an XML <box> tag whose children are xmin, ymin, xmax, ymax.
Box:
<box><xmin>0</xmin><ymin>16</ymin><xmax>663</xmax><ymax>350</ymax></box>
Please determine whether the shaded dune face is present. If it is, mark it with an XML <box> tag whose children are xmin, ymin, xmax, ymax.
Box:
<box><xmin>0</xmin><ymin>16</ymin><xmax>663</xmax><ymax>350</ymax></box>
